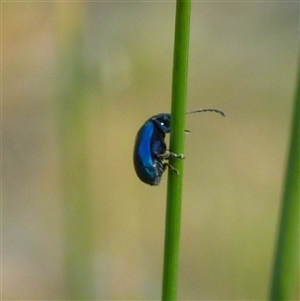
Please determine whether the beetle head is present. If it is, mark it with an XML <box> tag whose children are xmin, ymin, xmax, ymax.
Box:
<box><xmin>151</xmin><ymin>113</ymin><xmax>171</xmax><ymax>133</ymax></box>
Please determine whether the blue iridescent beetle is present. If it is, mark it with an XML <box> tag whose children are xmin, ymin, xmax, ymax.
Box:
<box><xmin>133</xmin><ymin>108</ymin><xmax>225</xmax><ymax>186</ymax></box>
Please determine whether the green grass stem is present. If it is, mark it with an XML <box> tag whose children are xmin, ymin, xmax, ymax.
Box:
<box><xmin>162</xmin><ymin>1</ymin><xmax>191</xmax><ymax>300</ymax></box>
<box><xmin>269</xmin><ymin>62</ymin><xmax>300</xmax><ymax>300</ymax></box>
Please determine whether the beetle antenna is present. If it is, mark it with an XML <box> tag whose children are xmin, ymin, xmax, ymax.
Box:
<box><xmin>187</xmin><ymin>108</ymin><xmax>226</xmax><ymax>117</ymax></box>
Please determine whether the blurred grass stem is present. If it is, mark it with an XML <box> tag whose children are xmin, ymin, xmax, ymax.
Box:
<box><xmin>57</xmin><ymin>4</ymin><xmax>95</xmax><ymax>299</ymax></box>
<box><xmin>162</xmin><ymin>1</ymin><xmax>191</xmax><ymax>300</ymax></box>
<box><xmin>269</xmin><ymin>62</ymin><xmax>300</xmax><ymax>299</ymax></box>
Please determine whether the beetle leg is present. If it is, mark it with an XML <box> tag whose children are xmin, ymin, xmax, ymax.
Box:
<box><xmin>164</xmin><ymin>162</ymin><xmax>179</xmax><ymax>175</ymax></box>
<box><xmin>168</xmin><ymin>152</ymin><xmax>185</xmax><ymax>159</ymax></box>
<box><xmin>155</xmin><ymin>152</ymin><xmax>169</xmax><ymax>159</ymax></box>
<box><xmin>156</xmin><ymin>151</ymin><xmax>185</xmax><ymax>160</ymax></box>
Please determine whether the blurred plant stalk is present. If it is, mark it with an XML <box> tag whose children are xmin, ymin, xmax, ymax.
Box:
<box><xmin>269</xmin><ymin>62</ymin><xmax>300</xmax><ymax>300</ymax></box>
<box><xmin>56</xmin><ymin>3</ymin><xmax>96</xmax><ymax>299</ymax></box>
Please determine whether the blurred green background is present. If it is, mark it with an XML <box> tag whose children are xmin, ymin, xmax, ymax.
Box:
<box><xmin>2</xmin><ymin>2</ymin><xmax>299</xmax><ymax>300</ymax></box>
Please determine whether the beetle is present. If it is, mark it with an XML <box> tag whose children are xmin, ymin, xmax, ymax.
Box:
<box><xmin>133</xmin><ymin>108</ymin><xmax>225</xmax><ymax>186</ymax></box>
